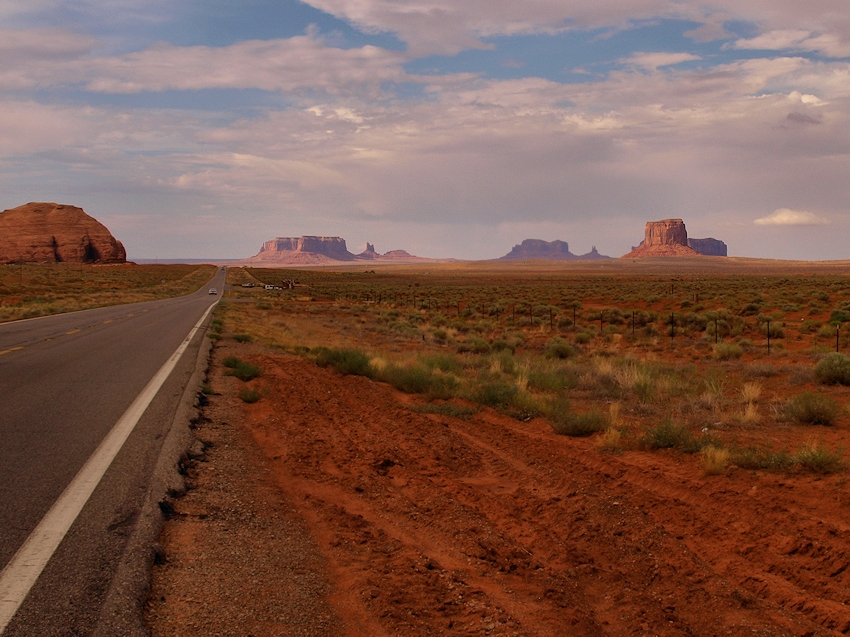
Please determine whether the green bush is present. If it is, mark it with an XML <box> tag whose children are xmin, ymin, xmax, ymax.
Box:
<box><xmin>312</xmin><ymin>347</ymin><xmax>373</xmax><ymax>377</ymax></box>
<box><xmin>233</xmin><ymin>333</ymin><xmax>253</xmax><ymax>343</ymax></box>
<box><xmin>547</xmin><ymin>399</ymin><xmax>609</xmax><ymax>437</ymax></box>
<box><xmin>794</xmin><ymin>441</ymin><xmax>846</xmax><ymax>473</ymax></box>
<box><xmin>238</xmin><ymin>387</ymin><xmax>263</xmax><ymax>403</ymax></box>
<box><xmin>378</xmin><ymin>364</ymin><xmax>459</xmax><ymax>399</ymax></box>
<box><xmin>574</xmin><ymin>332</ymin><xmax>593</xmax><ymax>344</ymax></box>
<box><xmin>731</xmin><ymin>446</ymin><xmax>795</xmax><ymax>471</ymax></box>
<box><xmin>222</xmin><ymin>355</ymin><xmax>240</xmax><ymax>368</ymax></box>
<box><xmin>457</xmin><ymin>337</ymin><xmax>490</xmax><ymax>354</ymax></box>
<box><xmin>473</xmin><ymin>381</ymin><xmax>517</xmax><ymax>409</ymax></box>
<box><xmin>783</xmin><ymin>392</ymin><xmax>841</xmax><ymax>426</ymax></box>
<box><xmin>641</xmin><ymin>420</ymin><xmax>701</xmax><ymax>452</ymax></box>
<box><xmin>230</xmin><ymin>361</ymin><xmax>260</xmax><ymax>382</ymax></box>
<box><xmin>545</xmin><ymin>337</ymin><xmax>576</xmax><ymax>359</ymax></box>
<box><xmin>714</xmin><ymin>342</ymin><xmax>743</xmax><ymax>360</ymax></box>
<box><xmin>814</xmin><ymin>352</ymin><xmax>850</xmax><ymax>385</ymax></box>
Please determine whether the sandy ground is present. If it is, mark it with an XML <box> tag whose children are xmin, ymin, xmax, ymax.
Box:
<box><xmin>146</xmin><ymin>342</ymin><xmax>850</xmax><ymax>636</ymax></box>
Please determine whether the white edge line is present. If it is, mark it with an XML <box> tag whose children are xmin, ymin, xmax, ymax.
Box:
<box><xmin>0</xmin><ymin>299</ymin><xmax>219</xmax><ymax>633</ymax></box>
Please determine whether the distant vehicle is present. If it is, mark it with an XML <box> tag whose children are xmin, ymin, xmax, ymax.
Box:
<box><xmin>264</xmin><ymin>284</ymin><xmax>274</xmax><ymax>290</ymax></box>
<box><xmin>208</xmin><ymin>288</ymin><xmax>217</xmax><ymax>295</ymax></box>
<box><xmin>241</xmin><ymin>283</ymin><xmax>255</xmax><ymax>288</ymax></box>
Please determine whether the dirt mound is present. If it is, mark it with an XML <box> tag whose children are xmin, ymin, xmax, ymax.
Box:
<box><xmin>148</xmin><ymin>345</ymin><xmax>850</xmax><ymax>636</ymax></box>
<box><xmin>0</xmin><ymin>202</ymin><xmax>126</xmax><ymax>264</ymax></box>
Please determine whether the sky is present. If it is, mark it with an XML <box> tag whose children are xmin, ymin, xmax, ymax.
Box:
<box><xmin>2</xmin><ymin>1</ymin><xmax>849</xmax><ymax>260</ymax></box>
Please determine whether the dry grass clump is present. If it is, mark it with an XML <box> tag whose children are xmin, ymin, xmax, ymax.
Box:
<box><xmin>594</xmin><ymin>428</ymin><xmax>623</xmax><ymax>453</ymax></box>
<box><xmin>701</xmin><ymin>445</ymin><xmax>729</xmax><ymax>475</ymax></box>
<box><xmin>740</xmin><ymin>382</ymin><xmax>762</xmax><ymax>403</ymax></box>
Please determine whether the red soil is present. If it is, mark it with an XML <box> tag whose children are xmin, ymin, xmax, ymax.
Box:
<box><xmin>147</xmin><ymin>347</ymin><xmax>850</xmax><ymax>637</ymax></box>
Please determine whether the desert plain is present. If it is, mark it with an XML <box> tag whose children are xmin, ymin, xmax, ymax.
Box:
<box><xmin>112</xmin><ymin>257</ymin><xmax>850</xmax><ymax>637</ymax></box>
<box><xmin>8</xmin><ymin>258</ymin><xmax>850</xmax><ymax>634</ymax></box>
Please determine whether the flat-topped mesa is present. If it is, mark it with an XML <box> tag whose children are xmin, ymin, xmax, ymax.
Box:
<box><xmin>623</xmin><ymin>219</ymin><xmax>699</xmax><ymax>258</ymax></box>
<box><xmin>497</xmin><ymin>239</ymin><xmax>611</xmax><ymax>261</ymax></box>
<box><xmin>0</xmin><ymin>202</ymin><xmax>126</xmax><ymax>264</ymax></box>
<box><xmin>252</xmin><ymin>236</ymin><xmax>356</xmax><ymax>262</ymax></box>
<box><xmin>688</xmin><ymin>237</ymin><xmax>728</xmax><ymax>257</ymax></box>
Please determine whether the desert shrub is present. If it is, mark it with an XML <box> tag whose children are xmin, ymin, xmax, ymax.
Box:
<box><xmin>409</xmin><ymin>403</ymin><xmax>478</xmax><ymax>419</ymax></box>
<box><xmin>238</xmin><ymin>387</ymin><xmax>263</xmax><ymax>403</ymax></box>
<box><xmin>527</xmin><ymin>368</ymin><xmax>578</xmax><ymax>393</ymax></box>
<box><xmin>233</xmin><ymin>333</ymin><xmax>253</xmax><ymax>343</ymax></box>
<box><xmin>312</xmin><ymin>347</ymin><xmax>373</xmax><ymax>377</ymax></box>
<box><xmin>641</xmin><ymin>420</ymin><xmax>701</xmax><ymax>452</ymax></box>
<box><xmin>457</xmin><ymin>337</ymin><xmax>490</xmax><ymax>354</ymax></box>
<box><xmin>544</xmin><ymin>337</ymin><xmax>575</xmax><ymax>359</ymax></box>
<box><xmin>473</xmin><ymin>380</ymin><xmax>517</xmax><ymax>409</ymax></box>
<box><xmin>222</xmin><ymin>355</ymin><xmax>240</xmax><ymax>368</ymax></box>
<box><xmin>701</xmin><ymin>446</ymin><xmax>729</xmax><ymax>475</ymax></box>
<box><xmin>730</xmin><ymin>446</ymin><xmax>794</xmax><ymax>471</ymax></box>
<box><xmin>379</xmin><ymin>364</ymin><xmax>459</xmax><ymax>399</ymax></box>
<box><xmin>714</xmin><ymin>342</ymin><xmax>743</xmax><ymax>360</ymax></box>
<box><xmin>794</xmin><ymin>440</ymin><xmax>847</xmax><ymax>473</ymax></box>
<box><xmin>782</xmin><ymin>392</ymin><xmax>841</xmax><ymax>426</ymax></box>
<box><xmin>224</xmin><ymin>359</ymin><xmax>260</xmax><ymax>382</ymax></box>
<box><xmin>547</xmin><ymin>398</ymin><xmax>609</xmax><ymax>437</ymax></box>
<box><xmin>421</xmin><ymin>353</ymin><xmax>464</xmax><ymax>374</ymax></box>
<box><xmin>490</xmin><ymin>339</ymin><xmax>515</xmax><ymax>353</ymax></box>
<box><xmin>575</xmin><ymin>331</ymin><xmax>593</xmax><ymax>344</ymax></box>
<box><xmin>814</xmin><ymin>352</ymin><xmax>850</xmax><ymax>385</ymax></box>
<box><xmin>432</xmin><ymin>329</ymin><xmax>448</xmax><ymax>341</ymax></box>
<box><xmin>800</xmin><ymin>320</ymin><xmax>821</xmax><ymax>334</ymax></box>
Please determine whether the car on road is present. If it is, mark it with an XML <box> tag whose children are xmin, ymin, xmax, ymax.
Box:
<box><xmin>208</xmin><ymin>288</ymin><xmax>217</xmax><ymax>295</ymax></box>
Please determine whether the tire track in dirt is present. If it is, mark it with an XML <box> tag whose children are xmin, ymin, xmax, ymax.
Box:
<box><xmin>243</xmin><ymin>353</ymin><xmax>829</xmax><ymax>635</ymax></box>
<box><xmin>461</xmin><ymin>412</ymin><xmax>850</xmax><ymax>634</ymax></box>
<box><xmin>151</xmin><ymin>347</ymin><xmax>850</xmax><ymax>636</ymax></box>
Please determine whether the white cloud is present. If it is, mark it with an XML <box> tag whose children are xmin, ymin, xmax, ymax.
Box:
<box><xmin>624</xmin><ymin>52</ymin><xmax>701</xmax><ymax>71</ymax></box>
<box><xmin>754</xmin><ymin>209</ymin><xmax>829</xmax><ymax>226</ymax></box>
<box><xmin>733</xmin><ymin>29</ymin><xmax>850</xmax><ymax>58</ymax></box>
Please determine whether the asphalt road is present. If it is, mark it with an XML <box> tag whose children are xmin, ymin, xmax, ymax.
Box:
<box><xmin>0</xmin><ymin>268</ymin><xmax>225</xmax><ymax>636</ymax></box>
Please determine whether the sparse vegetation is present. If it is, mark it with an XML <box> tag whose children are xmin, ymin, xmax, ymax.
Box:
<box><xmin>783</xmin><ymin>392</ymin><xmax>841</xmax><ymax>426</ymax></box>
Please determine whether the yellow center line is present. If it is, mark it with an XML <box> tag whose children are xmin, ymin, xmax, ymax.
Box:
<box><xmin>65</xmin><ymin>329</ymin><xmax>81</xmax><ymax>335</ymax></box>
<box><xmin>0</xmin><ymin>346</ymin><xmax>23</xmax><ymax>356</ymax></box>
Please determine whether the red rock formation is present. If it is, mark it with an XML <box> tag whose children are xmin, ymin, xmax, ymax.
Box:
<box><xmin>251</xmin><ymin>236</ymin><xmax>356</xmax><ymax>262</ymax></box>
<box><xmin>497</xmin><ymin>239</ymin><xmax>611</xmax><ymax>261</ymax></box>
<box><xmin>688</xmin><ymin>237</ymin><xmax>727</xmax><ymax>256</ymax></box>
<box><xmin>623</xmin><ymin>219</ymin><xmax>699</xmax><ymax>258</ymax></box>
<box><xmin>0</xmin><ymin>202</ymin><xmax>126</xmax><ymax>264</ymax></box>
<box><xmin>247</xmin><ymin>237</ymin><xmax>434</xmax><ymax>264</ymax></box>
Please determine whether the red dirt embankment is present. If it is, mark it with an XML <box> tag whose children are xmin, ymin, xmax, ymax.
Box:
<box><xmin>147</xmin><ymin>348</ymin><xmax>850</xmax><ymax>636</ymax></box>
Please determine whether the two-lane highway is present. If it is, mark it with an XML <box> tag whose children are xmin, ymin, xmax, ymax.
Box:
<box><xmin>0</xmin><ymin>267</ymin><xmax>226</xmax><ymax>635</ymax></box>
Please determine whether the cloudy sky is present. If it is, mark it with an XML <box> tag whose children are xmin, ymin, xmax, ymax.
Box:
<box><xmin>2</xmin><ymin>1</ymin><xmax>849</xmax><ymax>260</ymax></box>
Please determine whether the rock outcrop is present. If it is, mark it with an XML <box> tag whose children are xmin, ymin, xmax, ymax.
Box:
<box><xmin>687</xmin><ymin>237</ymin><xmax>727</xmax><ymax>256</ymax></box>
<box><xmin>0</xmin><ymin>202</ymin><xmax>126</xmax><ymax>264</ymax></box>
<box><xmin>623</xmin><ymin>219</ymin><xmax>699</xmax><ymax>258</ymax></box>
<box><xmin>252</xmin><ymin>236</ymin><xmax>356</xmax><ymax>263</ymax></box>
<box><xmin>247</xmin><ymin>237</ymin><xmax>431</xmax><ymax>264</ymax></box>
<box><xmin>497</xmin><ymin>239</ymin><xmax>611</xmax><ymax>261</ymax></box>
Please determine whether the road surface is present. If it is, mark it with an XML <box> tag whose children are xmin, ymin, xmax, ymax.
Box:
<box><xmin>0</xmin><ymin>268</ymin><xmax>225</xmax><ymax>636</ymax></box>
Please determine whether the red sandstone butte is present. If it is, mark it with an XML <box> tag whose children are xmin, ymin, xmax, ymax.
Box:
<box><xmin>0</xmin><ymin>202</ymin><xmax>126</xmax><ymax>264</ymax></box>
<box><xmin>623</xmin><ymin>218</ymin><xmax>700</xmax><ymax>258</ymax></box>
